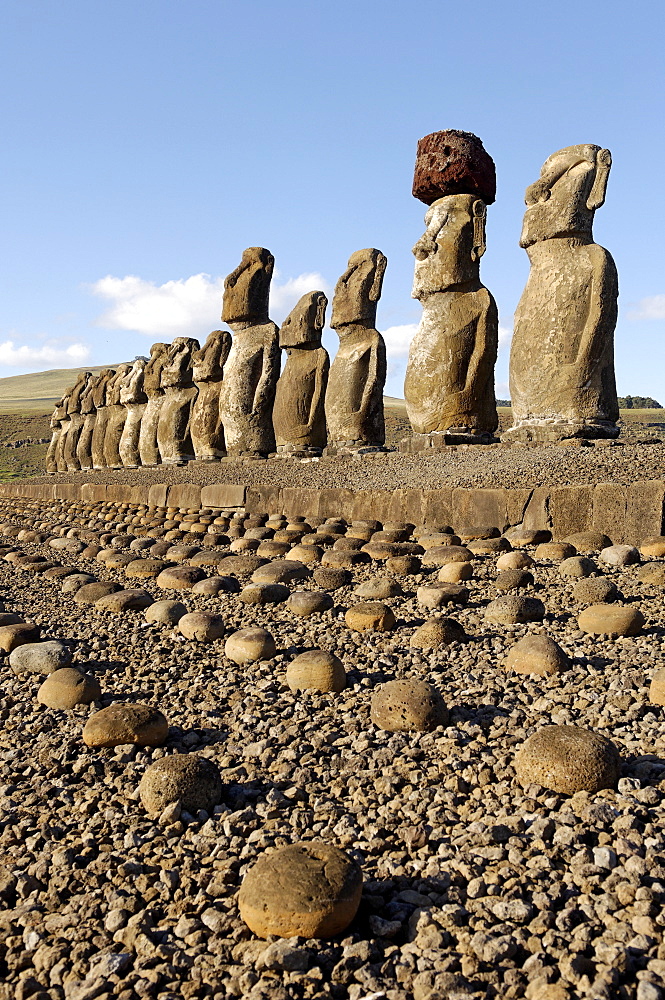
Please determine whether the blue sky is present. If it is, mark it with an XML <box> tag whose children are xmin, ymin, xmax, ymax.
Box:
<box><xmin>1</xmin><ymin>0</ymin><xmax>663</xmax><ymax>400</ymax></box>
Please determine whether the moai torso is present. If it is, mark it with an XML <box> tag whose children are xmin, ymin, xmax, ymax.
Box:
<box><xmin>77</xmin><ymin>372</ymin><xmax>100</xmax><ymax>470</ymax></box>
<box><xmin>274</xmin><ymin>291</ymin><xmax>329</xmax><ymax>454</ymax></box>
<box><xmin>325</xmin><ymin>249</ymin><xmax>387</xmax><ymax>450</ymax></box>
<box><xmin>104</xmin><ymin>364</ymin><xmax>131</xmax><ymax>468</ymax></box>
<box><xmin>507</xmin><ymin>145</ymin><xmax>619</xmax><ymax>440</ymax></box>
<box><xmin>190</xmin><ymin>329</ymin><xmax>232</xmax><ymax>460</ymax></box>
<box><xmin>138</xmin><ymin>344</ymin><xmax>170</xmax><ymax>465</ymax></box>
<box><xmin>157</xmin><ymin>338</ymin><xmax>199</xmax><ymax>463</ymax></box>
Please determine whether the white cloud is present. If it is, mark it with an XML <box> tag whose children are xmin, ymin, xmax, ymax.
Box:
<box><xmin>89</xmin><ymin>270</ymin><xmax>331</xmax><ymax>337</ymax></box>
<box><xmin>629</xmin><ymin>295</ymin><xmax>665</xmax><ymax>321</ymax></box>
<box><xmin>498</xmin><ymin>325</ymin><xmax>513</xmax><ymax>351</ymax></box>
<box><xmin>0</xmin><ymin>340</ymin><xmax>90</xmax><ymax>369</ymax></box>
<box><xmin>382</xmin><ymin>323</ymin><xmax>418</xmax><ymax>358</ymax></box>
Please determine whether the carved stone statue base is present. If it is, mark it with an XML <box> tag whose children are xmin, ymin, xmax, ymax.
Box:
<box><xmin>324</xmin><ymin>441</ymin><xmax>387</xmax><ymax>457</ymax></box>
<box><xmin>502</xmin><ymin>419</ymin><xmax>620</xmax><ymax>444</ymax></box>
<box><xmin>273</xmin><ymin>444</ymin><xmax>323</xmax><ymax>459</ymax></box>
<box><xmin>400</xmin><ymin>429</ymin><xmax>496</xmax><ymax>452</ymax></box>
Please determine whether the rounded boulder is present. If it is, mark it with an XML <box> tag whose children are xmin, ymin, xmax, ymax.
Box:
<box><xmin>515</xmin><ymin>725</ymin><xmax>620</xmax><ymax>794</ymax></box>
<box><xmin>286</xmin><ymin>650</ymin><xmax>346</xmax><ymax>693</ymax></box>
<box><xmin>371</xmin><ymin>679</ymin><xmax>448</xmax><ymax>732</ymax></box>
<box><xmin>139</xmin><ymin>753</ymin><xmax>223</xmax><ymax>817</ymax></box>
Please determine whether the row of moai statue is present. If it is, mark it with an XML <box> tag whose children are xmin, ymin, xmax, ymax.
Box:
<box><xmin>403</xmin><ymin>129</ymin><xmax>618</xmax><ymax>446</ymax></box>
<box><xmin>46</xmin><ymin>247</ymin><xmax>388</xmax><ymax>471</ymax></box>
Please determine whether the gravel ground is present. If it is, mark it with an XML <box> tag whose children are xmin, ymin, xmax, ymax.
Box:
<box><xmin>29</xmin><ymin>439</ymin><xmax>665</xmax><ymax>493</ymax></box>
<box><xmin>1</xmin><ymin>498</ymin><xmax>665</xmax><ymax>1000</ymax></box>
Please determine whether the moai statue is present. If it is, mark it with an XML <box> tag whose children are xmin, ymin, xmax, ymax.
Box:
<box><xmin>103</xmin><ymin>363</ymin><xmax>131</xmax><ymax>468</ymax></box>
<box><xmin>90</xmin><ymin>369</ymin><xmax>116</xmax><ymax>469</ymax></box>
<box><xmin>404</xmin><ymin>130</ymin><xmax>499</xmax><ymax>447</ymax></box>
<box><xmin>218</xmin><ymin>247</ymin><xmax>280</xmax><ymax>457</ymax></box>
<box><xmin>190</xmin><ymin>330</ymin><xmax>232</xmax><ymax>461</ymax></box>
<box><xmin>138</xmin><ymin>343</ymin><xmax>170</xmax><ymax>466</ymax></box>
<box><xmin>45</xmin><ymin>396</ymin><xmax>67</xmax><ymax>473</ymax></box>
<box><xmin>273</xmin><ymin>291</ymin><xmax>329</xmax><ymax>456</ymax></box>
<box><xmin>76</xmin><ymin>371</ymin><xmax>99</xmax><ymax>470</ymax></box>
<box><xmin>324</xmin><ymin>249</ymin><xmax>387</xmax><ymax>453</ymax></box>
<box><xmin>119</xmin><ymin>359</ymin><xmax>148</xmax><ymax>468</ymax></box>
<box><xmin>156</xmin><ymin>337</ymin><xmax>199</xmax><ymax>464</ymax></box>
<box><xmin>62</xmin><ymin>372</ymin><xmax>92</xmax><ymax>471</ymax></box>
<box><xmin>505</xmin><ymin>145</ymin><xmax>619</xmax><ymax>442</ymax></box>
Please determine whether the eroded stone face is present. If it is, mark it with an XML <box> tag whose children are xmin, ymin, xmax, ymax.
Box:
<box><xmin>412</xmin><ymin>129</ymin><xmax>496</xmax><ymax>206</ymax></box>
<box><xmin>157</xmin><ymin>338</ymin><xmax>199</xmax><ymax>465</ymax></box>
<box><xmin>221</xmin><ymin>246</ymin><xmax>274</xmax><ymax>326</ymax></box>
<box><xmin>274</xmin><ymin>292</ymin><xmax>329</xmax><ymax>455</ymax></box>
<box><xmin>506</xmin><ymin>145</ymin><xmax>619</xmax><ymax>442</ymax></box>
<box><xmin>190</xmin><ymin>330</ymin><xmax>231</xmax><ymax>461</ymax></box>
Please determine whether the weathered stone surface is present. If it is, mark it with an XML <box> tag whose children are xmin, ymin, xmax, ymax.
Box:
<box><xmin>238</xmin><ymin>842</ymin><xmax>363</xmax><ymax>939</ymax></box>
<box><xmin>371</xmin><ymin>679</ymin><xmax>448</xmax><ymax>732</ymax></box>
<box><xmin>535</xmin><ymin>542</ymin><xmax>576</xmax><ymax>561</ymax></box>
<box><xmin>156</xmin><ymin>338</ymin><xmax>199</xmax><ymax>464</ymax></box>
<box><xmin>9</xmin><ymin>640</ymin><xmax>72</xmax><ymax>675</ymax></box>
<box><xmin>345</xmin><ymin>601</ymin><xmax>396</xmax><ymax>631</ymax></box>
<box><xmin>83</xmin><ymin>704</ymin><xmax>169</xmax><ymax>748</ymax></box>
<box><xmin>274</xmin><ymin>292</ymin><xmax>329</xmax><ymax>454</ymax></box>
<box><xmin>506</xmin><ymin>145</ymin><xmax>618</xmax><ymax>442</ymax></box>
<box><xmin>495</xmin><ymin>568</ymin><xmax>534</xmax><ymax>591</ymax></box>
<box><xmin>225</xmin><ymin>627</ymin><xmax>276</xmax><ymax>664</ymax></box>
<box><xmin>578</xmin><ymin>603</ymin><xmax>644</xmax><ymax>636</ymax></box>
<box><xmin>124</xmin><ymin>558</ymin><xmax>168</xmax><ymax>579</ymax></box>
<box><xmin>599</xmin><ymin>544</ymin><xmax>640</xmax><ymax>567</ymax></box>
<box><xmin>496</xmin><ymin>550</ymin><xmax>534</xmax><ymax>571</ymax></box>
<box><xmin>412</xmin><ymin>130</ymin><xmax>496</xmax><ymax>206</ymax></box>
<box><xmin>325</xmin><ymin>250</ymin><xmax>387</xmax><ymax>452</ymax></box>
<box><xmin>155</xmin><ymin>565</ymin><xmax>206</xmax><ymax>590</ymax></box>
<box><xmin>559</xmin><ymin>556</ymin><xmax>597</xmax><ymax>578</ymax></box>
<box><xmin>468</xmin><ymin>536</ymin><xmax>510</xmax><ymax>555</ymax></box>
<box><xmin>139</xmin><ymin>754</ymin><xmax>223</xmax><ymax>817</ymax></box>
<box><xmin>354</xmin><ymin>577</ymin><xmax>403</xmax><ymax>599</ymax></box>
<box><xmin>649</xmin><ymin>669</ymin><xmax>665</xmax><ymax>706</ymax></box>
<box><xmin>192</xmin><ymin>576</ymin><xmax>239</xmax><ymax>596</ymax></box>
<box><xmin>251</xmin><ymin>559</ymin><xmax>310</xmax><ymax>585</ymax></box>
<box><xmin>73</xmin><ymin>581</ymin><xmax>123</xmax><ymax>604</ymax></box>
<box><xmin>286</xmin><ymin>590</ymin><xmax>334</xmax><ymax>616</ymax></box>
<box><xmin>144</xmin><ymin>600</ymin><xmax>188</xmax><ymax>625</ymax></box>
<box><xmin>190</xmin><ymin>330</ymin><xmax>231</xmax><ymax>460</ymax></box>
<box><xmin>101</xmin><ymin>364</ymin><xmax>131</xmax><ymax>468</ymax></box>
<box><xmin>417</xmin><ymin>583</ymin><xmax>469</xmax><ymax>609</ymax></box>
<box><xmin>177</xmin><ymin>612</ymin><xmax>225</xmax><ymax>642</ymax></box>
<box><xmin>564</xmin><ymin>530</ymin><xmax>612</xmax><ymax>552</ymax></box>
<box><xmin>61</xmin><ymin>573</ymin><xmax>96</xmax><ymax>594</ymax></box>
<box><xmin>437</xmin><ymin>561</ymin><xmax>473</xmax><ymax>582</ymax></box>
<box><xmin>313</xmin><ymin>566</ymin><xmax>352</xmax><ymax>590</ymax></box>
<box><xmin>410</xmin><ymin>617</ymin><xmax>466</xmax><ymax>648</ymax></box>
<box><xmin>405</xmin><ymin>194</ymin><xmax>498</xmax><ymax>441</ymax></box>
<box><xmin>640</xmin><ymin>535</ymin><xmax>665</xmax><ymax>558</ymax></box>
<box><xmin>118</xmin><ymin>358</ymin><xmax>147</xmax><ymax>468</ymax></box>
<box><xmin>286</xmin><ymin>650</ymin><xmax>346</xmax><ymax>693</ymax></box>
<box><xmin>422</xmin><ymin>544</ymin><xmax>473</xmax><ymax>567</ymax></box>
<box><xmin>386</xmin><ymin>554</ymin><xmax>421</xmax><ymax>575</ymax></box>
<box><xmin>37</xmin><ymin>668</ymin><xmax>101</xmax><ymax>709</ymax></box>
<box><xmin>238</xmin><ymin>582</ymin><xmax>290</xmax><ymax>605</ymax></box>
<box><xmin>485</xmin><ymin>595</ymin><xmax>545</xmax><ymax>624</ymax></box>
<box><xmin>503</xmin><ymin>635</ymin><xmax>569</xmax><ymax>676</ymax></box>
<box><xmin>0</xmin><ymin>622</ymin><xmax>40</xmax><ymax>652</ymax></box>
<box><xmin>95</xmin><ymin>589</ymin><xmax>154</xmax><ymax>613</ymax></box>
<box><xmin>515</xmin><ymin>725</ymin><xmax>620</xmax><ymax>794</ymax></box>
<box><xmin>572</xmin><ymin>577</ymin><xmax>619</xmax><ymax>604</ymax></box>
<box><xmin>217</xmin><ymin>555</ymin><xmax>268</xmax><ymax>576</ymax></box>
<box><xmin>138</xmin><ymin>344</ymin><xmax>170</xmax><ymax>466</ymax></box>
<box><xmin>637</xmin><ymin>562</ymin><xmax>665</xmax><ymax>586</ymax></box>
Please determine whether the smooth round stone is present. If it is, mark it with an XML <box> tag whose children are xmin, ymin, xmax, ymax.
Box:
<box><xmin>43</xmin><ymin>566</ymin><xmax>76</xmax><ymax>580</ymax></box>
<box><xmin>0</xmin><ymin>623</ymin><xmax>40</xmax><ymax>652</ymax></box>
<box><xmin>578</xmin><ymin>604</ymin><xmax>644</xmax><ymax>637</ymax></box>
<box><xmin>156</xmin><ymin>566</ymin><xmax>206</xmax><ymax>590</ymax></box>
<box><xmin>485</xmin><ymin>595</ymin><xmax>545</xmax><ymax>625</ymax></box>
<box><xmin>0</xmin><ymin>613</ymin><xmax>24</xmax><ymax>626</ymax></box>
<box><xmin>139</xmin><ymin>753</ymin><xmax>223</xmax><ymax>817</ymax></box>
<box><xmin>287</xmin><ymin>591</ymin><xmax>334</xmax><ymax>616</ymax></box>
<box><xmin>417</xmin><ymin>583</ymin><xmax>469</xmax><ymax>609</ymax></box>
<box><xmin>313</xmin><ymin>567</ymin><xmax>352</xmax><ymax>590</ymax></box>
<box><xmin>49</xmin><ymin>537</ymin><xmax>86</xmax><ymax>554</ymax></box>
<box><xmin>422</xmin><ymin>545</ymin><xmax>473</xmax><ymax>567</ymax></box>
<box><xmin>286</xmin><ymin>650</ymin><xmax>346</xmax><ymax>693</ymax></box>
<box><xmin>495</xmin><ymin>569</ymin><xmax>534</xmax><ymax>591</ymax></box>
<box><xmin>217</xmin><ymin>555</ymin><xmax>268</xmax><ymax>576</ymax></box>
<box><xmin>178</xmin><ymin>612</ymin><xmax>225</xmax><ymax>642</ymax></box>
<box><xmin>467</xmin><ymin>537</ymin><xmax>511</xmax><ymax>555</ymax></box>
<box><xmin>9</xmin><ymin>640</ymin><xmax>72</xmax><ymax>676</ymax></box>
<box><xmin>535</xmin><ymin>542</ymin><xmax>577</xmax><ymax>561</ymax></box>
<box><xmin>322</xmin><ymin>549</ymin><xmax>371</xmax><ymax>570</ymax></box>
<box><xmin>640</xmin><ymin>536</ymin><xmax>665</xmax><ymax>558</ymax></box>
<box><xmin>192</xmin><ymin>576</ymin><xmax>240</xmax><ymax>596</ymax></box>
<box><xmin>165</xmin><ymin>545</ymin><xmax>201</xmax><ymax>562</ymax></box>
<box><xmin>238</xmin><ymin>583</ymin><xmax>290</xmax><ymax>605</ymax></box>
<box><xmin>61</xmin><ymin>574</ymin><xmax>97</xmax><ymax>594</ymax></box>
<box><xmin>386</xmin><ymin>555</ymin><xmax>421</xmax><ymax>575</ymax></box>
<box><xmin>37</xmin><ymin>668</ymin><xmax>100</xmax><ymax>708</ymax></box>
<box><xmin>256</xmin><ymin>540</ymin><xmax>292</xmax><ymax>558</ymax></box>
<box><xmin>457</xmin><ymin>525</ymin><xmax>500</xmax><ymax>541</ymax></box>
<box><xmin>239</xmin><ymin>841</ymin><xmax>363</xmax><ymax>939</ymax></box>
<box><xmin>371</xmin><ymin>679</ymin><xmax>448</xmax><ymax>732</ymax></box>
<box><xmin>362</xmin><ymin>541</ymin><xmax>415</xmax><ymax>561</ymax></box>
<box><xmin>333</xmin><ymin>536</ymin><xmax>366</xmax><ymax>552</ymax></box>
<box><xmin>345</xmin><ymin>527</ymin><xmax>374</xmax><ymax>542</ymax></box>
<box><xmin>354</xmin><ymin>578</ymin><xmax>403</xmax><ymax>599</ymax></box>
<box><xmin>288</xmin><ymin>544</ymin><xmax>323</xmax><ymax>565</ymax></box>
<box><xmin>505</xmin><ymin>527</ymin><xmax>551</xmax><ymax>547</ymax></box>
<box><xmin>559</xmin><ymin>556</ymin><xmax>597</xmax><ymax>578</ymax></box>
<box><xmin>599</xmin><ymin>544</ymin><xmax>640</xmax><ymax>568</ymax></box>
<box><xmin>95</xmin><ymin>589</ymin><xmax>154</xmax><ymax>613</ymax></box>
<box><xmin>82</xmin><ymin>544</ymin><xmax>103</xmax><ymax>558</ymax></box>
<box><xmin>16</xmin><ymin>558</ymin><xmax>54</xmax><ymax>574</ymax></box>
<box><xmin>74</xmin><ymin>581</ymin><xmax>123</xmax><ymax>604</ymax></box>
<box><xmin>410</xmin><ymin>617</ymin><xmax>466</xmax><ymax>649</ymax></box>
<box><xmin>83</xmin><ymin>703</ymin><xmax>169</xmax><ymax>748</ymax></box>
<box><xmin>124</xmin><ymin>558</ymin><xmax>169</xmax><ymax>579</ymax></box>
<box><xmin>96</xmin><ymin>548</ymin><xmax>121</xmax><ymax>564</ymax></box>
<box><xmin>244</xmin><ymin>527</ymin><xmax>273</xmax><ymax>540</ymax></box>
<box><xmin>503</xmin><ymin>635</ymin><xmax>569</xmax><ymax>675</ymax></box>
<box><xmin>251</xmin><ymin>560</ymin><xmax>310</xmax><ymax>585</ymax></box>
<box><xmin>225</xmin><ymin>628</ymin><xmax>276</xmax><ymax>664</ymax></box>
<box><xmin>229</xmin><ymin>537</ymin><xmax>260</xmax><ymax>553</ymax></box>
<box><xmin>637</xmin><ymin>562</ymin><xmax>665</xmax><ymax>586</ymax></box>
<box><xmin>437</xmin><ymin>561</ymin><xmax>472</xmax><ymax>583</ymax></box>
<box><xmin>563</xmin><ymin>531</ymin><xmax>612</xmax><ymax>553</ymax></box>
<box><xmin>371</xmin><ymin>528</ymin><xmax>411</xmax><ymax>543</ymax></box>
<box><xmin>103</xmin><ymin>551</ymin><xmax>136</xmax><ymax>570</ymax></box>
<box><xmin>149</xmin><ymin>542</ymin><xmax>172</xmax><ymax>558</ymax></box>
<box><xmin>144</xmin><ymin>600</ymin><xmax>188</xmax><ymax>625</ymax></box>
<box><xmin>649</xmin><ymin>669</ymin><xmax>665</xmax><ymax>706</ymax></box>
<box><xmin>418</xmin><ymin>532</ymin><xmax>462</xmax><ymax>550</ymax></box>
<box><xmin>515</xmin><ymin>725</ymin><xmax>620</xmax><ymax>794</ymax></box>
<box><xmin>189</xmin><ymin>550</ymin><xmax>225</xmax><ymax>567</ymax></box>
<box><xmin>572</xmin><ymin>577</ymin><xmax>619</xmax><ymax>604</ymax></box>
<box><xmin>130</xmin><ymin>538</ymin><xmax>155</xmax><ymax>552</ymax></box>
<box><xmin>345</xmin><ymin>602</ymin><xmax>396</xmax><ymax>632</ymax></box>
<box><xmin>496</xmin><ymin>551</ymin><xmax>535</xmax><ymax>571</ymax></box>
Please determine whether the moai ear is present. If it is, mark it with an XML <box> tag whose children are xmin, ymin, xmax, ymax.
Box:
<box><xmin>471</xmin><ymin>200</ymin><xmax>487</xmax><ymax>261</ymax></box>
<box><xmin>314</xmin><ymin>292</ymin><xmax>328</xmax><ymax>330</ymax></box>
<box><xmin>369</xmin><ymin>252</ymin><xmax>388</xmax><ymax>302</ymax></box>
<box><xmin>587</xmin><ymin>149</ymin><xmax>612</xmax><ymax>211</ymax></box>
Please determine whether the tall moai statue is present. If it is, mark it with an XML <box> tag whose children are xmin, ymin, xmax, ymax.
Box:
<box><xmin>504</xmin><ymin>145</ymin><xmax>619</xmax><ymax>442</ymax></box>
<box><xmin>218</xmin><ymin>247</ymin><xmax>280</xmax><ymax>458</ymax></box>
<box><xmin>103</xmin><ymin>363</ymin><xmax>131</xmax><ymax>468</ymax></box>
<box><xmin>119</xmin><ymin>359</ymin><xmax>147</xmax><ymax>468</ymax></box>
<box><xmin>46</xmin><ymin>396</ymin><xmax>67</xmax><ymax>473</ymax></box>
<box><xmin>190</xmin><ymin>330</ymin><xmax>231</xmax><ymax>461</ymax></box>
<box><xmin>138</xmin><ymin>343</ymin><xmax>170</xmax><ymax>466</ymax></box>
<box><xmin>325</xmin><ymin>249</ymin><xmax>387</xmax><ymax>453</ymax></box>
<box><xmin>62</xmin><ymin>372</ymin><xmax>92</xmax><ymax>471</ymax></box>
<box><xmin>157</xmin><ymin>337</ymin><xmax>199</xmax><ymax>464</ymax></box>
<box><xmin>90</xmin><ymin>369</ymin><xmax>116</xmax><ymax>469</ymax></box>
<box><xmin>273</xmin><ymin>291</ymin><xmax>329</xmax><ymax>456</ymax></box>
<box><xmin>404</xmin><ymin>131</ymin><xmax>499</xmax><ymax>447</ymax></box>
<box><xmin>76</xmin><ymin>372</ymin><xmax>99</xmax><ymax>470</ymax></box>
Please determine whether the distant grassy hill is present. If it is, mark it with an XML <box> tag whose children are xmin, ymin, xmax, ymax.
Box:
<box><xmin>0</xmin><ymin>364</ymin><xmax>119</xmax><ymax>414</ymax></box>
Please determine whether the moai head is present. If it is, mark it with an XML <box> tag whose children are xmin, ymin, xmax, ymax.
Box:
<box><xmin>120</xmin><ymin>359</ymin><xmax>147</xmax><ymax>403</ymax></box>
<box><xmin>222</xmin><ymin>247</ymin><xmax>274</xmax><ymax>326</ymax></box>
<box><xmin>143</xmin><ymin>343</ymin><xmax>170</xmax><ymax>393</ymax></box>
<box><xmin>51</xmin><ymin>395</ymin><xmax>67</xmax><ymax>425</ymax></box>
<box><xmin>192</xmin><ymin>330</ymin><xmax>232</xmax><ymax>382</ymax></box>
<box><xmin>161</xmin><ymin>337</ymin><xmax>199</xmax><ymax>387</ymax></box>
<box><xmin>331</xmin><ymin>249</ymin><xmax>387</xmax><ymax>330</ymax></box>
<box><xmin>67</xmin><ymin>372</ymin><xmax>92</xmax><ymax>412</ymax></box>
<box><xmin>412</xmin><ymin>194</ymin><xmax>486</xmax><ymax>299</ymax></box>
<box><xmin>279</xmin><ymin>291</ymin><xmax>328</xmax><ymax>348</ymax></box>
<box><xmin>520</xmin><ymin>144</ymin><xmax>612</xmax><ymax>248</ymax></box>
<box><xmin>91</xmin><ymin>369</ymin><xmax>116</xmax><ymax>408</ymax></box>
<box><xmin>107</xmin><ymin>364</ymin><xmax>131</xmax><ymax>405</ymax></box>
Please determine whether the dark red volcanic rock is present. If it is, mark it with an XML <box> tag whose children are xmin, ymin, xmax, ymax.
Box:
<box><xmin>413</xmin><ymin>130</ymin><xmax>496</xmax><ymax>206</ymax></box>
